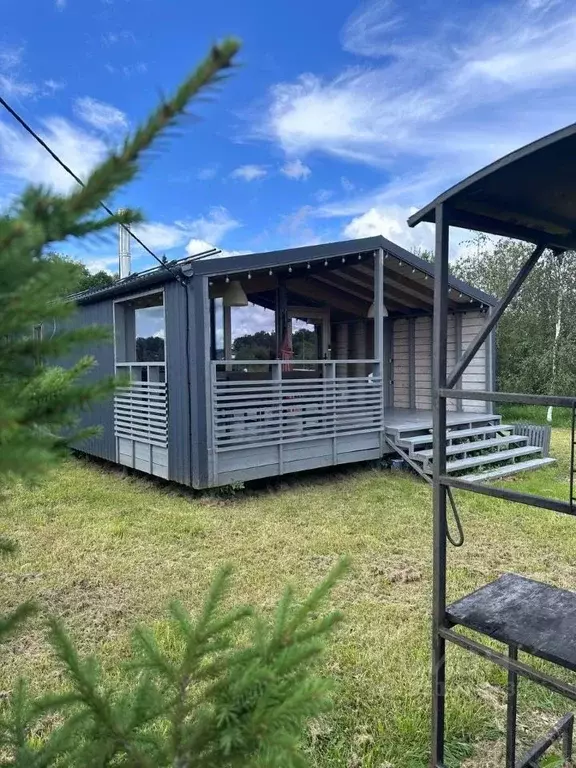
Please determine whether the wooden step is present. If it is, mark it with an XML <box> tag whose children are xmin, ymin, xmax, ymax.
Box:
<box><xmin>398</xmin><ymin>424</ymin><xmax>515</xmax><ymax>450</ymax></box>
<box><xmin>459</xmin><ymin>456</ymin><xmax>556</xmax><ymax>482</ymax></box>
<box><xmin>413</xmin><ymin>434</ymin><xmax>528</xmax><ymax>461</ymax></box>
<box><xmin>444</xmin><ymin>445</ymin><xmax>543</xmax><ymax>473</ymax></box>
<box><xmin>386</xmin><ymin>412</ymin><xmax>501</xmax><ymax>438</ymax></box>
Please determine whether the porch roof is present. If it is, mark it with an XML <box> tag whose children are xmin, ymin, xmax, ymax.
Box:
<box><xmin>196</xmin><ymin>236</ymin><xmax>496</xmax><ymax>313</ymax></box>
<box><xmin>73</xmin><ymin>235</ymin><xmax>496</xmax><ymax>311</ymax></box>
<box><xmin>408</xmin><ymin>121</ymin><xmax>576</xmax><ymax>251</ymax></box>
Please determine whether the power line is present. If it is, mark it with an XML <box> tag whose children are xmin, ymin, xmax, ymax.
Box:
<box><xmin>0</xmin><ymin>94</ymin><xmax>191</xmax><ymax>280</ymax></box>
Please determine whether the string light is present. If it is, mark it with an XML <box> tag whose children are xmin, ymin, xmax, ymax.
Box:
<box><xmin>341</xmin><ymin>256</ymin><xmax>346</xmax><ymax>263</ymax></box>
<box><xmin>307</xmin><ymin>262</ymin><xmax>311</xmax><ymax>269</ymax></box>
<box><xmin>324</xmin><ymin>260</ymin><xmax>328</xmax><ymax>266</ymax></box>
<box><xmin>247</xmin><ymin>272</ymin><xmax>252</xmax><ymax>279</ymax></box>
<box><xmin>225</xmin><ymin>275</ymin><xmax>230</xmax><ymax>283</ymax></box>
<box><xmin>288</xmin><ymin>266</ymin><xmax>292</xmax><ymax>273</ymax></box>
<box><xmin>269</xmin><ymin>269</ymin><xmax>273</xmax><ymax>276</ymax></box>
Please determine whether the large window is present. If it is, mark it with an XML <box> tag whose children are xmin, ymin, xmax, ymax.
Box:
<box><xmin>114</xmin><ymin>291</ymin><xmax>165</xmax><ymax>364</ymax></box>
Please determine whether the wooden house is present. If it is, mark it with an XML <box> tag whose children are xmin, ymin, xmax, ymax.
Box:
<box><xmin>65</xmin><ymin>235</ymin><xmax>549</xmax><ymax>488</ymax></box>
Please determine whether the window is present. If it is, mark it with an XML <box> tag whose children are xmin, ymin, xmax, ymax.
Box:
<box><xmin>114</xmin><ymin>291</ymin><xmax>165</xmax><ymax>364</ymax></box>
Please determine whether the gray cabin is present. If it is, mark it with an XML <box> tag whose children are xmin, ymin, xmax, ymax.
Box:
<box><xmin>68</xmin><ymin>235</ymin><xmax>505</xmax><ymax>489</ymax></box>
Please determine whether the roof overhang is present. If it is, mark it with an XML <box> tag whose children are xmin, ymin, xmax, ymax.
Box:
<box><xmin>72</xmin><ymin>235</ymin><xmax>496</xmax><ymax>307</ymax></box>
<box><xmin>408</xmin><ymin>121</ymin><xmax>576</xmax><ymax>251</ymax></box>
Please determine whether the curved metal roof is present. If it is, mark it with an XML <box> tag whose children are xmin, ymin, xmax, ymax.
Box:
<box><xmin>408</xmin><ymin>122</ymin><xmax>576</xmax><ymax>251</ymax></box>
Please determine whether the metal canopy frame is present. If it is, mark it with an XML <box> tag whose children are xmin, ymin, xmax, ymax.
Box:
<box><xmin>409</xmin><ymin>122</ymin><xmax>576</xmax><ymax>768</ymax></box>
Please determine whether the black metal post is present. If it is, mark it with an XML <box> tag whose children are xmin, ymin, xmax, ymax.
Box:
<box><xmin>431</xmin><ymin>203</ymin><xmax>450</xmax><ymax>767</ymax></box>
<box><xmin>446</xmin><ymin>244</ymin><xmax>545</xmax><ymax>389</ymax></box>
<box><xmin>506</xmin><ymin>645</ymin><xmax>518</xmax><ymax>768</ymax></box>
<box><xmin>563</xmin><ymin>713</ymin><xmax>574</xmax><ymax>764</ymax></box>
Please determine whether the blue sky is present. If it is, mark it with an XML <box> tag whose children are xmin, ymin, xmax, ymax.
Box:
<box><xmin>2</xmin><ymin>0</ymin><xmax>576</xmax><ymax>281</ymax></box>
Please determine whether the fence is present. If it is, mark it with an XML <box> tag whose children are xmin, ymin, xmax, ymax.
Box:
<box><xmin>512</xmin><ymin>423</ymin><xmax>552</xmax><ymax>457</ymax></box>
<box><xmin>211</xmin><ymin>360</ymin><xmax>383</xmax><ymax>451</ymax></box>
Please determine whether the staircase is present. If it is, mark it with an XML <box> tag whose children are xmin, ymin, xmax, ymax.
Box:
<box><xmin>385</xmin><ymin>413</ymin><xmax>555</xmax><ymax>481</ymax></box>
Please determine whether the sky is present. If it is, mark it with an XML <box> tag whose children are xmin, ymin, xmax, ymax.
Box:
<box><xmin>2</xmin><ymin>0</ymin><xmax>576</xmax><ymax>295</ymax></box>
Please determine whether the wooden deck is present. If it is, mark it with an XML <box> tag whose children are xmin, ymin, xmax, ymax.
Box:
<box><xmin>383</xmin><ymin>407</ymin><xmax>492</xmax><ymax>432</ymax></box>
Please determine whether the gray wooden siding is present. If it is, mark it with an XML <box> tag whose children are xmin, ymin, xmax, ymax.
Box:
<box><xmin>414</xmin><ymin>316</ymin><xmax>432</xmax><ymax>409</ymax></box>
<box><xmin>446</xmin><ymin>315</ymin><xmax>458</xmax><ymax>412</ymax></box>
<box><xmin>67</xmin><ymin>300</ymin><xmax>116</xmax><ymax>461</ymax></box>
<box><xmin>392</xmin><ymin>318</ymin><xmax>410</xmax><ymax>407</ymax></box>
<box><xmin>460</xmin><ymin>311</ymin><xmax>488</xmax><ymax>412</ymax></box>
<box><xmin>164</xmin><ymin>280</ymin><xmax>191</xmax><ymax>485</ymax></box>
<box><xmin>214</xmin><ymin>432</ymin><xmax>382</xmax><ymax>486</ymax></box>
<box><xmin>392</xmin><ymin>310</ymin><xmax>491</xmax><ymax>412</ymax></box>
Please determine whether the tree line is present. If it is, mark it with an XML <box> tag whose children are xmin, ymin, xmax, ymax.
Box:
<box><xmin>452</xmin><ymin>237</ymin><xmax>576</xmax><ymax>399</ymax></box>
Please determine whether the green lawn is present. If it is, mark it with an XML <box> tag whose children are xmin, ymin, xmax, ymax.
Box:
<box><xmin>2</xmin><ymin>432</ymin><xmax>576</xmax><ymax>767</ymax></box>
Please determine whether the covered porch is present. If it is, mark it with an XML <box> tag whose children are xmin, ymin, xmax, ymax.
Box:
<box><xmin>191</xmin><ymin>237</ymin><xmax>494</xmax><ymax>486</ymax></box>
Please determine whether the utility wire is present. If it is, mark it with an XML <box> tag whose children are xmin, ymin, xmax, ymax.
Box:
<box><xmin>0</xmin><ymin>94</ymin><xmax>197</xmax><ymax>281</ymax></box>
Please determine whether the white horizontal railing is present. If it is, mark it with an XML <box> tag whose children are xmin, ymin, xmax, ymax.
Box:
<box><xmin>114</xmin><ymin>363</ymin><xmax>168</xmax><ymax>448</ymax></box>
<box><xmin>211</xmin><ymin>360</ymin><xmax>383</xmax><ymax>451</ymax></box>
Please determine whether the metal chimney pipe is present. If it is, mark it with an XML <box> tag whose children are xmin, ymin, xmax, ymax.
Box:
<box><xmin>118</xmin><ymin>209</ymin><xmax>131</xmax><ymax>279</ymax></box>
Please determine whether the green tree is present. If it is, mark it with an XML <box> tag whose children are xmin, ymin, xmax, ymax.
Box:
<box><xmin>45</xmin><ymin>252</ymin><xmax>117</xmax><ymax>294</ymax></box>
<box><xmin>452</xmin><ymin>238</ymin><xmax>576</xmax><ymax>402</ymax></box>
<box><xmin>0</xmin><ymin>39</ymin><xmax>345</xmax><ymax>766</ymax></box>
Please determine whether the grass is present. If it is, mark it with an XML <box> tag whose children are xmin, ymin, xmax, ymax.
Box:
<box><xmin>1</xmin><ymin>432</ymin><xmax>576</xmax><ymax>767</ymax></box>
<box><xmin>499</xmin><ymin>403</ymin><xmax>573</xmax><ymax>428</ymax></box>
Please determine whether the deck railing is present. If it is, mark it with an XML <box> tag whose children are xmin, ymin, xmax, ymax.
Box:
<box><xmin>211</xmin><ymin>360</ymin><xmax>383</xmax><ymax>451</ymax></box>
<box><xmin>114</xmin><ymin>362</ymin><xmax>168</xmax><ymax>448</ymax></box>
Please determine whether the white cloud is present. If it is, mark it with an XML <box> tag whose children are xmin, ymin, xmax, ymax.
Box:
<box><xmin>230</xmin><ymin>164</ymin><xmax>267</xmax><ymax>182</ymax></box>
<box><xmin>343</xmin><ymin>205</ymin><xmax>434</xmax><ymax>252</ymax></box>
<box><xmin>132</xmin><ymin>208</ymin><xmax>240</xmax><ymax>258</ymax></box>
<box><xmin>55</xmin><ymin>0</ymin><xmax>66</xmax><ymax>9</ymax></box>
<box><xmin>104</xmin><ymin>62</ymin><xmax>148</xmax><ymax>77</ymax></box>
<box><xmin>0</xmin><ymin>46</ymin><xmax>65</xmax><ymax>99</ymax></box>
<box><xmin>185</xmin><ymin>238</ymin><xmax>248</xmax><ymax>259</ymax></box>
<box><xmin>0</xmin><ymin>73</ymin><xmax>35</xmax><ymax>98</ymax></box>
<box><xmin>341</xmin><ymin>0</ymin><xmax>402</xmax><ymax>57</ymax></box>
<box><xmin>74</xmin><ymin>96</ymin><xmax>128</xmax><ymax>132</ymax></box>
<box><xmin>257</xmin><ymin>0</ymin><xmax>576</xmax><ymax>217</ymax></box>
<box><xmin>0</xmin><ymin>116</ymin><xmax>107</xmax><ymax>193</ymax></box>
<box><xmin>314</xmin><ymin>188</ymin><xmax>332</xmax><ymax>203</ymax></box>
<box><xmin>341</xmin><ymin>176</ymin><xmax>355</xmax><ymax>193</ymax></box>
<box><xmin>184</xmin><ymin>206</ymin><xmax>240</xmax><ymax>243</ymax></box>
<box><xmin>44</xmin><ymin>78</ymin><xmax>65</xmax><ymax>93</ymax></box>
<box><xmin>280</xmin><ymin>159</ymin><xmax>311</xmax><ymax>180</ymax></box>
<box><xmin>83</xmin><ymin>256</ymin><xmax>118</xmax><ymax>274</ymax></box>
<box><xmin>342</xmin><ymin>204</ymin><xmax>471</xmax><ymax>260</ymax></box>
<box><xmin>0</xmin><ymin>44</ymin><xmax>36</xmax><ymax>98</ymax></box>
<box><xmin>131</xmin><ymin>222</ymin><xmax>194</xmax><ymax>251</ymax></box>
<box><xmin>197</xmin><ymin>166</ymin><xmax>218</xmax><ymax>181</ymax></box>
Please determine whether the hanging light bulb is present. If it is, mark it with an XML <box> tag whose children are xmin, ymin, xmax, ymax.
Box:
<box><xmin>225</xmin><ymin>275</ymin><xmax>230</xmax><ymax>283</ymax></box>
<box><xmin>324</xmin><ymin>260</ymin><xmax>328</xmax><ymax>266</ymax></box>
<box><xmin>223</xmin><ymin>280</ymin><xmax>248</xmax><ymax>307</ymax></box>
<box><xmin>288</xmin><ymin>265</ymin><xmax>292</xmax><ymax>273</ymax></box>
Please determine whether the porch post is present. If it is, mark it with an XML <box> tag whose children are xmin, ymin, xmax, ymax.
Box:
<box><xmin>373</xmin><ymin>247</ymin><xmax>385</xmax><ymax>371</ymax></box>
<box><xmin>431</xmin><ymin>203</ymin><xmax>449</xmax><ymax>767</ymax></box>
<box><xmin>276</xmin><ymin>281</ymin><xmax>288</xmax><ymax>359</ymax></box>
<box><xmin>189</xmin><ymin>274</ymin><xmax>213</xmax><ymax>488</ymax></box>
<box><xmin>223</xmin><ymin>304</ymin><xmax>232</xmax><ymax>371</ymax></box>
<box><xmin>374</xmin><ymin>247</ymin><xmax>385</xmax><ymax>441</ymax></box>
